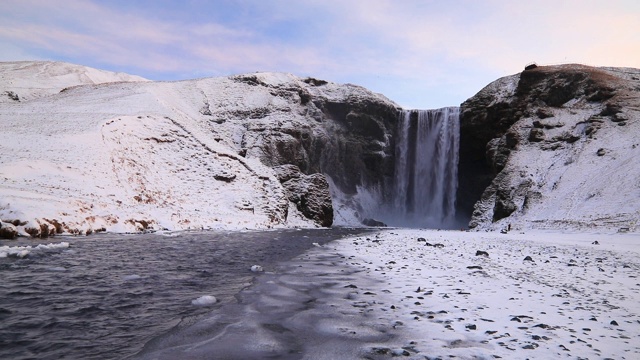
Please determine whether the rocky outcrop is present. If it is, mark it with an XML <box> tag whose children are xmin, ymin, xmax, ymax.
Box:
<box><xmin>228</xmin><ymin>73</ymin><xmax>400</xmax><ymax>196</ymax></box>
<box><xmin>203</xmin><ymin>73</ymin><xmax>400</xmax><ymax>226</ymax></box>
<box><xmin>0</xmin><ymin>64</ymin><xmax>400</xmax><ymax>236</ymax></box>
<box><xmin>459</xmin><ymin>64</ymin><xmax>640</xmax><ymax>231</ymax></box>
<box><xmin>273</xmin><ymin>165</ymin><xmax>333</xmax><ymax>227</ymax></box>
<box><xmin>0</xmin><ymin>221</ymin><xmax>18</xmax><ymax>239</ymax></box>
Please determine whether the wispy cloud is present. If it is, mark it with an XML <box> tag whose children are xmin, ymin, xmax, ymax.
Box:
<box><xmin>0</xmin><ymin>0</ymin><xmax>638</xmax><ymax>108</ymax></box>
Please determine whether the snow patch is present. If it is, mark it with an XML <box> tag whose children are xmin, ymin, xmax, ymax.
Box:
<box><xmin>0</xmin><ymin>241</ymin><xmax>70</xmax><ymax>258</ymax></box>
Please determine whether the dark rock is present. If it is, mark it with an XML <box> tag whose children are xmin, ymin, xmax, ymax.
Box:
<box><xmin>467</xmin><ymin>265</ymin><xmax>483</xmax><ymax>270</ymax></box>
<box><xmin>212</xmin><ymin>171</ymin><xmax>236</xmax><ymax>182</ymax></box>
<box><xmin>612</xmin><ymin>113</ymin><xmax>628</xmax><ymax>122</ymax></box>
<box><xmin>528</xmin><ymin>128</ymin><xmax>545</xmax><ymax>142</ymax></box>
<box><xmin>5</xmin><ymin>91</ymin><xmax>19</xmax><ymax>101</ymax></box>
<box><xmin>475</xmin><ymin>250</ymin><xmax>489</xmax><ymax>257</ymax></box>
<box><xmin>272</xmin><ymin>164</ymin><xmax>302</xmax><ymax>183</ymax></box>
<box><xmin>465</xmin><ymin>324</ymin><xmax>477</xmax><ymax>330</ymax></box>
<box><xmin>596</xmin><ymin>148</ymin><xmax>606</xmax><ymax>156</ymax></box>
<box><xmin>493</xmin><ymin>188</ymin><xmax>517</xmax><ymax>221</ymax></box>
<box><xmin>280</xmin><ymin>171</ymin><xmax>333</xmax><ymax>227</ymax></box>
<box><xmin>303</xmin><ymin>77</ymin><xmax>328</xmax><ymax>86</ymax></box>
<box><xmin>592</xmin><ymin>240</ymin><xmax>600</xmax><ymax>245</ymax></box>
<box><xmin>610</xmin><ymin>320</ymin><xmax>619</xmax><ymax>326</ymax></box>
<box><xmin>199</xmin><ymin>101</ymin><xmax>212</xmax><ymax>116</ymax></box>
<box><xmin>524</xmin><ymin>256</ymin><xmax>534</xmax><ymax>262</ymax></box>
<box><xmin>534</xmin><ymin>120</ymin><xmax>565</xmax><ymax>129</ymax></box>
<box><xmin>234</xmin><ymin>75</ymin><xmax>399</xmax><ymax>203</ymax></box>
<box><xmin>0</xmin><ymin>222</ymin><xmax>17</xmax><ymax>239</ymax></box>
<box><xmin>535</xmin><ymin>108</ymin><xmax>553</xmax><ymax>119</ymax></box>
<box><xmin>417</xmin><ymin>237</ymin><xmax>426</xmax><ymax>242</ymax></box>
<box><xmin>600</xmin><ymin>103</ymin><xmax>622</xmax><ymax>116</ymax></box>
<box><xmin>587</xmin><ymin>87</ymin><xmax>616</xmax><ymax>101</ymax></box>
<box><xmin>362</xmin><ymin>218</ymin><xmax>387</xmax><ymax>227</ymax></box>
<box><xmin>552</xmin><ymin>132</ymin><xmax>581</xmax><ymax>143</ymax></box>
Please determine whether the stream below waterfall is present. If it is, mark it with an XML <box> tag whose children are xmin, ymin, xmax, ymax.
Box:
<box><xmin>0</xmin><ymin>228</ymin><xmax>371</xmax><ymax>360</ymax></box>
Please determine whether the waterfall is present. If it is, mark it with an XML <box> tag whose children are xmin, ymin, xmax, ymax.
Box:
<box><xmin>389</xmin><ymin>107</ymin><xmax>460</xmax><ymax>228</ymax></box>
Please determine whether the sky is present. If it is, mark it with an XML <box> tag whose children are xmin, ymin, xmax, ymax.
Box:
<box><xmin>1</xmin><ymin>0</ymin><xmax>638</xmax><ymax>109</ymax></box>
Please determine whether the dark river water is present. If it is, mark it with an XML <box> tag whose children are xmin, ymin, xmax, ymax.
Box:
<box><xmin>0</xmin><ymin>228</ymin><xmax>371</xmax><ymax>360</ymax></box>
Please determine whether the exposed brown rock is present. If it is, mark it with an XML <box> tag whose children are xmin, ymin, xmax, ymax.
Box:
<box><xmin>273</xmin><ymin>164</ymin><xmax>333</xmax><ymax>227</ymax></box>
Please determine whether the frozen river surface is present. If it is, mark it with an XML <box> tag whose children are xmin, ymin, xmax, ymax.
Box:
<box><xmin>0</xmin><ymin>228</ymin><xmax>369</xmax><ymax>360</ymax></box>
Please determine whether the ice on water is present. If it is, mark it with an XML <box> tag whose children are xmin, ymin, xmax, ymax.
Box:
<box><xmin>0</xmin><ymin>241</ymin><xmax>69</xmax><ymax>258</ymax></box>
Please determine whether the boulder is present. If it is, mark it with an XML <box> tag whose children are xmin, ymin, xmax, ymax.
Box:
<box><xmin>273</xmin><ymin>165</ymin><xmax>333</xmax><ymax>227</ymax></box>
<box><xmin>362</xmin><ymin>218</ymin><xmax>387</xmax><ymax>227</ymax></box>
<box><xmin>0</xmin><ymin>221</ymin><xmax>18</xmax><ymax>239</ymax></box>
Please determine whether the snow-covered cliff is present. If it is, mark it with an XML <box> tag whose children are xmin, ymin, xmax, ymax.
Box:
<box><xmin>0</xmin><ymin>61</ymin><xmax>399</xmax><ymax>237</ymax></box>
<box><xmin>2</xmin><ymin>61</ymin><xmax>637</xmax><ymax>237</ymax></box>
<box><xmin>460</xmin><ymin>64</ymin><xmax>640</xmax><ymax>232</ymax></box>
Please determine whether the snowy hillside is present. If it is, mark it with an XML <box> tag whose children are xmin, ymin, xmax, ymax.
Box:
<box><xmin>461</xmin><ymin>65</ymin><xmax>640</xmax><ymax>232</ymax></box>
<box><xmin>2</xmin><ymin>61</ymin><xmax>637</xmax><ymax>237</ymax></box>
<box><xmin>0</xmin><ymin>61</ymin><xmax>399</xmax><ymax>237</ymax></box>
<box><xmin>0</xmin><ymin>61</ymin><xmax>147</xmax><ymax>102</ymax></box>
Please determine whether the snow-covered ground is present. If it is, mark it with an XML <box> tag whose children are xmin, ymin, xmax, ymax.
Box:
<box><xmin>136</xmin><ymin>228</ymin><xmax>639</xmax><ymax>360</ymax></box>
<box><xmin>0</xmin><ymin>61</ymin><xmax>147</xmax><ymax>102</ymax></box>
<box><xmin>325</xmin><ymin>229</ymin><xmax>640</xmax><ymax>359</ymax></box>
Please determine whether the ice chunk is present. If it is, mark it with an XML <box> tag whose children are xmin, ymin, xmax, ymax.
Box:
<box><xmin>0</xmin><ymin>242</ymin><xmax>70</xmax><ymax>259</ymax></box>
<box><xmin>250</xmin><ymin>265</ymin><xmax>263</xmax><ymax>272</ymax></box>
<box><xmin>191</xmin><ymin>295</ymin><xmax>217</xmax><ymax>306</ymax></box>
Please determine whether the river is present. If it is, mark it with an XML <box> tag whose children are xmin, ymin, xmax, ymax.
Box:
<box><xmin>0</xmin><ymin>228</ymin><xmax>371</xmax><ymax>360</ymax></box>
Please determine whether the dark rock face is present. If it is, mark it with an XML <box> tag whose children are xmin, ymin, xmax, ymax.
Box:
<box><xmin>362</xmin><ymin>218</ymin><xmax>387</xmax><ymax>227</ymax></box>
<box><xmin>273</xmin><ymin>165</ymin><xmax>333</xmax><ymax>227</ymax></box>
<box><xmin>459</xmin><ymin>64</ymin><xmax>638</xmax><ymax>230</ymax></box>
<box><xmin>223</xmin><ymin>74</ymin><xmax>400</xmax><ymax>226</ymax></box>
<box><xmin>312</xmin><ymin>97</ymin><xmax>399</xmax><ymax>195</ymax></box>
<box><xmin>230</xmin><ymin>76</ymin><xmax>400</xmax><ymax>195</ymax></box>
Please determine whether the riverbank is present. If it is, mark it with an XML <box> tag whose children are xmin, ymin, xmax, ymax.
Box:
<box><xmin>136</xmin><ymin>228</ymin><xmax>640</xmax><ymax>359</ymax></box>
<box><xmin>326</xmin><ymin>228</ymin><xmax>640</xmax><ymax>359</ymax></box>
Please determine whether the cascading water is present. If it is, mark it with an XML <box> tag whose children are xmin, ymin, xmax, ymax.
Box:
<box><xmin>386</xmin><ymin>107</ymin><xmax>460</xmax><ymax>228</ymax></box>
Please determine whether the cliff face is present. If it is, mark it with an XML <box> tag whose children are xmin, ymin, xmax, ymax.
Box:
<box><xmin>459</xmin><ymin>64</ymin><xmax>640</xmax><ymax>231</ymax></box>
<box><xmin>223</xmin><ymin>73</ymin><xmax>399</xmax><ymax>196</ymax></box>
<box><xmin>0</xmin><ymin>62</ymin><xmax>399</xmax><ymax>237</ymax></box>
